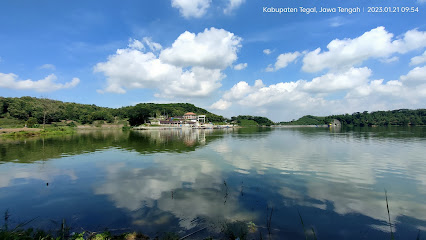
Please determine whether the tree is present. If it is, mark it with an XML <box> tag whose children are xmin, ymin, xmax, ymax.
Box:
<box><xmin>128</xmin><ymin>105</ymin><xmax>151</xmax><ymax>126</ymax></box>
<box><xmin>39</xmin><ymin>98</ymin><xmax>59</xmax><ymax>128</ymax></box>
<box><xmin>26</xmin><ymin>117</ymin><xmax>38</xmax><ymax>128</ymax></box>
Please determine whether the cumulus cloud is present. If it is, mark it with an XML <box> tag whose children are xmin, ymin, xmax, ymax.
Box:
<box><xmin>223</xmin><ymin>81</ymin><xmax>253</xmax><ymax>100</ymax></box>
<box><xmin>236</xmin><ymin>81</ymin><xmax>305</xmax><ymax>107</ymax></box>
<box><xmin>156</xmin><ymin>67</ymin><xmax>224</xmax><ymax>98</ymax></box>
<box><xmin>160</xmin><ymin>28</ymin><xmax>242</xmax><ymax>69</ymax></box>
<box><xmin>233</xmin><ymin>63</ymin><xmax>247</xmax><ymax>70</ymax></box>
<box><xmin>171</xmin><ymin>0</ymin><xmax>211</xmax><ymax>18</ymax></box>
<box><xmin>400</xmin><ymin>66</ymin><xmax>426</xmax><ymax>86</ymax></box>
<box><xmin>267</xmin><ymin>51</ymin><xmax>301</xmax><ymax>72</ymax></box>
<box><xmin>263</xmin><ymin>49</ymin><xmax>272</xmax><ymax>55</ymax></box>
<box><xmin>0</xmin><ymin>73</ymin><xmax>79</xmax><ymax>92</ymax></box>
<box><xmin>95</xmin><ymin>28</ymin><xmax>241</xmax><ymax>97</ymax></box>
<box><xmin>213</xmin><ymin>65</ymin><xmax>425</xmax><ymax>121</ymax></box>
<box><xmin>211</xmin><ymin>80</ymin><xmax>264</xmax><ymax>110</ymax></box>
<box><xmin>95</xmin><ymin>50</ymin><xmax>182</xmax><ymax>94</ymax></box>
<box><xmin>410</xmin><ymin>50</ymin><xmax>426</xmax><ymax>65</ymax></box>
<box><xmin>39</xmin><ymin>64</ymin><xmax>56</xmax><ymax>70</ymax></box>
<box><xmin>302</xmin><ymin>27</ymin><xmax>426</xmax><ymax>72</ymax></box>
<box><xmin>211</xmin><ymin>27</ymin><xmax>426</xmax><ymax>120</ymax></box>
<box><xmin>222</xmin><ymin>80</ymin><xmax>264</xmax><ymax>101</ymax></box>
<box><xmin>210</xmin><ymin>99</ymin><xmax>232</xmax><ymax>110</ymax></box>
<box><xmin>302</xmin><ymin>67</ymin><xmax>371</xmax><ymax>93</ymax></box>
<box><xmin>224</xmin><ymin>0</ymin><xmax>245</xmax><ymax>14</ymax></box>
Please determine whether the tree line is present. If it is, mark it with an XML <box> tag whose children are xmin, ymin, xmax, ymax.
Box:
<box><xmin>280</xmin><ymin>109</ymin><xmax>426</xmax><ymax>127</ymax></box>
<box><xmin>0</xmin><ymin>97</ymin><xmax>225</xmax><ymax>126</ymax></box>
<box><xmin>231</xmin><ymin>115</ymin><xmax>275</xmax><ymax>126</ymax></box>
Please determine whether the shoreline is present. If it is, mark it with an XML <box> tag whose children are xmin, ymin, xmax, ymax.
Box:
<box><xmin>272</xmin><ymin>125</ymin><xmax>329</xmax><ymax>128</ymax></box>
<box><xmin>133</xmin><ymin>125</ymin><xmax>235</xmax><ymax>130</ymax></box>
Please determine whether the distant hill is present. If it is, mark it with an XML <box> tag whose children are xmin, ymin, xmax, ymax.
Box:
<box><xmin>231</xmin><ymin>115</ymin><xmax>275</xmax><ymax>126</ymax></box>
<box><xmin>280</xmin><ymin>109</ymin><xmax>426</xmax><ymax>127</ymax></box>
<box><xmin>0</xmin><ymin>96</ymin><xmax>224</xmax><ymax>126</ymax></box>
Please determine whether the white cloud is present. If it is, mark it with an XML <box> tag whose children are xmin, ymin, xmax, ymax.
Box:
<box><xmin>214</xmin><ymin>66</ymin><xmax>426</xmax><ymax>121</ymax></box>
<box><xmin>156</xmin><ymin>67</ymin><xmax>224</xmax><ymax>98</ymax></box>
<box><xmin>160</xmin><ymin>27</ymin><xmax>242</xmax><ymax>69</ymax></box>
<box><xmin>265</xmin><ymin>64</ymin><xmax>274</xmax><ymax>72</ymax></box>
<box><xmin>39</xmin><ymin>64</ymin><xmax>56</xmax><ymax>70</ymax></box>
<box><xmin>238</xmin><ymin>81</ymin><xmax>304</xmax><ymax>107</ymax></box>
<box><xmin>95</xmin><ymin>49</ymin><xmax>223</xmax><ymax>97</ymax></box>
<box><xmin>400</xmin><ymin>66</ymin><xmax>426</xmax><ymax>86</ymax></box>
<box><xmin>223</xmin><ymin>81</ymin><xmax>252</xmax><ymax>100</ymax></box>
<box><xmin>143</xmin><ymin>37</ymin><xmax>162</xmax><ymax>52</ymax></box>
<box><xmin>380</xmin><ymin>56</ymin><xmax>399</xmax><ymax>63</ymax></box>
<box><xmin>233</xmin><ymin>63</ymin><xmax>247</xmax><ymax>70</ymax></box>
<box><xmin>224</xmin><ymin>0</ymin><xmax>245</xmax><ymax>14</ymax></box>
<box><xmin>210</xmin><ymin>99</ymin><xmax>232</xmax><ymax>110</ymax></box>
<box><xmin>0</xmin><ymin>73</ymin><xmax>79</xmax><ymax>92</ymax></box>
<box><xmin>302</xmin><ymin>67</ymin><xmax>371</xmax><ymax>93</ymax></box>
<box><xmin>302</xmin><ymin>27</ymin><xmax>426</xmax><ymax>72</ymax></box>
<box><xmin>223</xmin><ymin>80</ymin><xmax>264</xmax><ymax>101</ymax></box>
<box><xmin>95</xmin><ymin>50</ymin><xmax>177</xmax><ymax>94</ymax></box>
<box><xmin>263</xmin><ymin>49</ymin><xmax>272</xmax><ymax>55</ymax></box>
<box><xmin>95</xmin><ymin>28</ymin><xmax>241</xmax><ymax>98</ymax></box>
<box><xmin>410</xmin><ymin>50</ymin><xmax>426</xmax><ymax>65</ymax></box>
<box><xmin>171</xmin><ymin>0</ymin><xmax>211</xmax><ymax>18</ymax></box>
<box><xmin>128</xmin><ymin>38</ymin><xmax>162</xmax><ymax>52</ymax></box>
<box><xmin>128</xmin><ymin>39</ymin><xmax>145</xmax><ymax>50</ymax></box>
<box><xmin>272</xmin><ymin>51</ymin><xmax>301</xmax><ymax>71</ymax></box>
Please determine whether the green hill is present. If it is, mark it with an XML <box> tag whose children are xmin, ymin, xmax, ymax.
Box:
<box><xmin>280</xmin><ymin>109</ymin><xmax>426</xmax><ymax>127</ymax></box>
<box><xmin>0</xmin><ymin>96</ymin><xmax>224</xmax><ymax>127</ymax></box>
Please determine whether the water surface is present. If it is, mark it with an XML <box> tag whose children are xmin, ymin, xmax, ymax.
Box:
<box><xmin>0</xmin><ymin>127</ymin><xmax>425</xmax><ymax>239</ymax></box>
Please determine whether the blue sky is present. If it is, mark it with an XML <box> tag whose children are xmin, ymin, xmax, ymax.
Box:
<box><xmin>1</xmin><ymin>0</ymin><xmax>426</xmax><ymax>121</ymax></box>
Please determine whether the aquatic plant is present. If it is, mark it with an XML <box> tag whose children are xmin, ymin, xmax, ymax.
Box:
<box><xmin>298</xmin><ymin>210</ymin><xmax>317</xmax><ymax>240</ymax></box>
<box><xmin>221</xmin><ymin>221</ymin><xmax>249</xmax><ymax>240</ymax></box>
<box><xmin>385</xmin><ymin>189</ymin><xmax>395</xmax><ymax>240</ymax></box>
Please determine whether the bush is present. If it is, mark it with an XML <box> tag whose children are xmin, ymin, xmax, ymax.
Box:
<box><xmin>67</xmin><ymin>121</ymin><xmax>77</xmax><ymax>127</ymax></box>
<box><xmin>26</xmin><ymin>117</ymin><xmax>38</xmax><ymax>128</ymax></box>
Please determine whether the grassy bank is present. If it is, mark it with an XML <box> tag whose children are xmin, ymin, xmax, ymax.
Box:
<box><xmin>0</xmin><ymin>126</ymin><xmax>76</xmax><ymax>138</ymax></box>
<box><xmin>0</xmin><ymin>118</ymin><xmax>26</xmax><ymax>128</ymax></box>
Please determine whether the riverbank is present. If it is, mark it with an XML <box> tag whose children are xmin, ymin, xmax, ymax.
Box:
<box><xmin>0</xmin><ymin>127</ymin><xmax>42</xmax><ymax>135</ymax></box>
<box><xmin>0</xmin><ymin>126</ymin><xmax>75</xmax><ymax>138</ymax></box>
<box><xmin>133</xmin><ymin>124</ymin><xmax>235</xmax><ymax>130</ymax></box>
<box><xmin>272</xmin><ymin>125</ymin><xmax>329</xmax><ymax>128</ymax></box>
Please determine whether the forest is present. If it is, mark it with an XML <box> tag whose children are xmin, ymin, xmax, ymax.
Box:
<box><xmin>230</xmin><ymin>115</ymin><xmax>275</xmax><ymax>126</ymax></box>
<box><xmin>0</xmin><ymin>96</ymin><xmax>225</xmax><ymax>127</ymax></box>
<box><xmin>280</xmin><ymin>109</ymin><xmax>426</xmax><ymax>126</ymax></box>
<box><xmin>3</xmin><ymin>96</ymin><xmax>423</xmax><ymax>128</ymax></box>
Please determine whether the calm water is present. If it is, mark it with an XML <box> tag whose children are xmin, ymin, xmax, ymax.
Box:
<box><xmin>0</xmin><ymin>127</ymin><xmax>425</xmax><ymax>239</ymax></box>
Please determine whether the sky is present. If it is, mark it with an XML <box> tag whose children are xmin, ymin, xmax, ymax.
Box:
<box><xmin>0</xmin><ymin>0</ymin><xmax>426</xmax><ymax>121</ymax></box>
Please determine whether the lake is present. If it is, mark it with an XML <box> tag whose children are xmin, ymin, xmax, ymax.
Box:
<box><xmin>0</xmin><ymin>127</ymin><xmax>425</xmax><ymax>239</ymax></box>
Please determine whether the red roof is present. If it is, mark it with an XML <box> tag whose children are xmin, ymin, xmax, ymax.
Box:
<box><xmin>184</xmin><ymin>112</ymin><xmax>196</xmax><ymax>115</ymax></box>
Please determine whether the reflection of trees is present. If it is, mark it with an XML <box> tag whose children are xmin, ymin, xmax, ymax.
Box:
<box><xmin>231</xmin><ymin>127</ymin><xmax>273</xmax><ymax>139</ymax></box>
<box><xmin>0</xmin><ymin>129</ymin><xmax>226</xmax><ymax>163</ymax></box>
<box><xmin>2</xmin><ymin>127</ymin><xmax>426</xmax><ymax>238</ymax></box>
